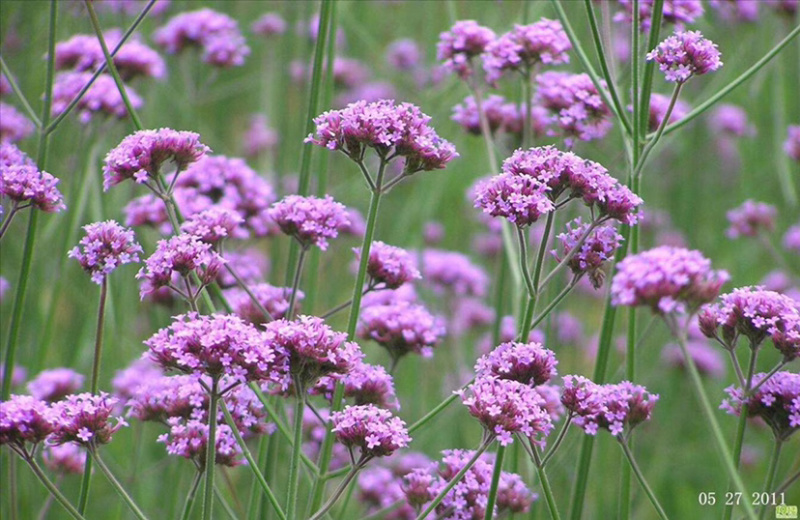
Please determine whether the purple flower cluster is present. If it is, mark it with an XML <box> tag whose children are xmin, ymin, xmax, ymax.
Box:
<box><xmin>536</xmin><ymin>71</ymin><xmax>613</xmax><ymax>143</ymax></box>
<box><xmin>357</xmin><ymin>241</ymin><xmax>421</xmax><ymax>289</ymax></box>
<box><xmin>451</xmin><ymin>94</ymin><xmax>518</xmax><ymax>135</ymax></box>
<box><xmin>269</xmin><ymin>194</ymin><xmax>350</xmax><ymax>250</ymax></box>
<box><xmin>422</xmin><ymin>249</ymin><xmax>489</xmax><ymax>296</ymax></box>
<box><xmin>159</xmin><ymin>418</ymin><xmax>242</xmax><ymax>466</ymax></box>
<box><xmin>611</xmin><ymin>246</ymin><xmax>729</xmax><ymax>314</ymax></box>
<box><xmin>472</xmin><ymin>172</ymin><xmax>555</xmax><ymax>227</ymax></box>
<box><xmin>27</xmin><ymin>368</ymin><xmax>85</xmax><ymax>402</ymax></box>
<box><xmin>358</xmin><ymin>301</ymin><xmax>445</xmax><ymax>363</ymax></box>
<box><xmin>103</xmin><ymin>128</ymin><xmax>210</xmax><ymax>191</ymax></box>
<box><xmin>126</xmin><ymin>374</ymin><xmax>206</xmax><ymax>422</ymax></box>
<box><xmin>647</xmin><ymin>31</ymin><xmax>723</xmax><ymax>83</ymax></box>
<box><xmin>313</xmin><ymin>362</ymin><xmax>399</xmax><ymax>410</ymax></box>
<box><xmin>48</xmin><ymin>392</ymin><xmax>127</xmax><ymax>446</ymax></box>
<box><xmin>0</xmin><ymin>102</ymin><xmax>34</xmax><ymax>143</ymax></box>
<box><xmin>698</xmin><ymin>286</ymin><xmax>799</xmax><ymax>361</ymax></box>
<box><xmin>0</xmin><ymin>395</ymin><xmax>55</xmax><ymax>448</ymax></box>
<box><xmin>68</xmin><ymin>220</ymin><xmax>142</xmax><ymax>284</ymax></box>
<box><xmin>562</xmin><ymin>376</ymin><xmax>659</xmax><ymax>437</ymax></box>
<box><xmin>784</xmin><ymin>125</ymin><xmax>800</xmax><ymax>161</ymax></box>
<box><xmin>252</xmin><ymin>12</ymin><xmax>287</xmax><ymax>37</ymax></box>
<box><xmin>616</xmin><ymin>0</ymin><xmax>704</xmax><ymax>31</ymax></box>
<box><xmin>437</xmin><ymin>20</ymin><xmax>496</xmax><ymax>79</ymax></box>
<box><xmin>180</xmin><ymin>207</ymin><xmax>244</xmax><ymax>246</ymax></box>
<box><xmin>55</xmin><ymin>29</ymin><xmax>166</xmax><ymax>80</ymax></box>
<box><xmin>225</xmin><ymin>283</ymin><xmax>300</xmax><ymax>323</ymax></box>
<box><xmin>644</xmin><ymin>93</ymin><xmax>690</xmax><ymax>131</ymax></box>
<box><xmin>784</xmin><ymin>224</ymin><xmax>800</xmax><ymax>253</ymax></box>
<box><xmin>51</xmin><ymin>72</ymin><xmax>142</xmax><ymax>125</ymax></box>
<box><xmin>475</xmin><ymin>341</ymin><xmax>558</xmax><ymax>386</ymax></box>
<box><xmin>1</xmin><ymin>151</ymin><xmax>66</xmax><ymax>214</ymax></box>
<box><xmin>708</xmin><ymin>0</ymin><xmax>760</xmax><ymax>22</ymax></box>
<box><xmin>551</xmin><ymin>218</ymin><xmax>624</xmax><ymax>288</ymax></box>
<box><xmin>358</xmin><ymin>453</ymin><xmax>430</xmax><ymax>519</ymax></box>
<box><xmin>483</xmin><ymin>20</ymin><xmax>571</xmax><ymax>84</ymax></box>
<box><xmin>264</xmin><ymin>315</ymin><xmax>362</xmax><ymax>391</ymax></box>
<box><xmin>145</xmin><ymin>312</ymin><xmax>288</xmax><ymax>384</ymax></box>
<box><xmin>306</xmin><ymin>99</ymin><xmax>458</xmax><ymax>173</ymax></box>
<box><xmin>243</xmin><ymin>114</ymin><xmax>279</xmax><ymax>157</ymax></box>
<box><xmin>42</xmin><ymin>443</ymin><xmax>86</xmax><ymax>474</ymax></box>
<box><xmin>725</xmin><ymin>200</ymin><xmax>777</xmax><ymax>238</ymax></box>
<box><xmin>709</xmin><ymin>104</ymin><xmax>753</xmax><ymax>137</ymax></box>
<box><xmin>154</xmin><ymin>8</ymin><xmax>250</xmax><ymax>67</ymax></box>
<box><xmin>331</xmin><ymin>404</ymin><xmax>410</xmax><ymax>459</ymax></box>
<box><xmin>721</xmin><ymin>371</ymin><xmax>799</xmax><ymax>440</ymax></box>
<box><xmin>137</xmin><ymin>233</ymin><xmax>225</xmax><ymax>297</ymax></box>
<box><xmin>386</xmin><ymin>39</ymin><xmax>421</xmax><ymax>71</ymax></box>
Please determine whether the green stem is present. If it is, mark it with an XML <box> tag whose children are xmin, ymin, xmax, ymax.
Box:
<box><xmin>639</xmin><ymin>0</ymin><xmax>664</xmax><ymax>141</ymax></box>
<box><xmin>91</xmin><ymin>449</ymin><xmax>149</xmax><ymax>520</ymax></box>
<box><xmin>538</xmin><ymin>218</ymin><xmax>599</xmax><ymax>292</ymax></box>
<box><xmin>483</xmin><ymin>445</ymin><xmax>506</xmax><ymax>520</ymax></box>
<box><xmin>618</xmin><ymin>438</ymin><xmax>670</xmax><ymax>520</ymax></box>
<box><xmin>758</xmin><ymin>441</ymin><xmax>784</xmax><ymax>520</ymax></box>
<box><xmin>747</xmin><ymin>361</ymin><xmax>788</xmax><ymax>396</ymax></box>
<box><xmin>0</xmin><ymin>57</ymin><xmax>42</xmax><ymax>127</ymax></box>
<box><xmin>309</xmin><ymin>458</ymin><xmax>368</xmax><ymax>520</ymax></box>
<box><xmin>286</xmin><ymin>384</ymin><xmax>306</xmax><ymax>520</ymax></box>
<box><xmin>529</xmin><ymin>278</ymin><xmax>578</xmax><ymax>331</ymax></box>
<box><xmin>722</xmin><ymin>402</ymin><xmax>749</xmax><ymax>520</ymax></box>
<box><xmin>202</xmin><ymin>378</ymin><xmax>220</xmax><ymax>520</ymax></box>
<box><xmin>523</xmin><ymin>66</ymin><xmax>534</xmax><ymax>149</ymax></box>
<box><xmin>532</xmin><ymin>447</ymin><xmax>562</xmax><ymax>520</ymax></box>
<box><xmin>90</xmin><ymin>278</ymin><xmax>108</xmax><ymax>393</ymax></box>
<box><xmin>287</xmin><ymin>247</ymin><xmax>308</xmax><ymax>319</ymax></box>
<box><xmin>22</xmin><ymin>454</ymin><xmax>86</xmax><ymax>520</ymax></box>
<box><xmin>218</xmin><ymin>400</ymin><xmax>286</xmax><ymax>520</ymax></box>
<box><xmin>180</xmin><ymin>471</ymin><xmax>203</xmax><ymax>520</ymax></box>
<box><xmin>517</xmin><ymin>226</ymin><xmax>536</xmax><ymax>297</ymax></box>
<box><xmin>540</xmin><ymin>415</ymin><xmax>573</xmax><ymax>467</ymax></box>
<box><xmin>469</xmin><ymin>77</ymin><xmax>499</xmax><ymax>172</ymax></box>
<box><xmin>408</xmin><ymin>384</ymin><xmax>468</xmax><ymax>435</ymax></box>
<box><xmin>634</xmin><ymin>82</ymin><xmax>683</xmax><ymax>178</ymax></box>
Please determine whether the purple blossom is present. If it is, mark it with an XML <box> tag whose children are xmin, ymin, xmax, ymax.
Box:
<box><xmin>331</xmin><ymin>404</ymin><xmax>410</xmax><ymax>459</ymax></box>
<box><xmin>48</xmin><ymin>392</ymin><xmax>127</xmax><ymax>446</ymax></box>
<box><xmin>647</xmin><ymin>30</ymin><xmax>723</xmax><ymax>83</ymax></box>
<box><xmin>0</xmin><ymin>363</ymin><xmax>26</xmax><ymax>388</ymax></box>
<box><xmin>451</xmin><ymin>94</ymin><xmax>510</xmax><ymax>135</ymax></box>
<box><xmin>0</xmin><ymin>72</ymin><xmax>10</xmax><ymax>96</ymax></box>
<box><xmin>356</xmin><ymin>241</ymin><xmax>420</xmax><ymax>289</ymax></box>
<box><xmin>562</xmin><ymin>376</ymin><xmax>659</xmax><ymax>437</ymax></box>
<box><xmin>483</xmin><ymin>20</ymin><xmax>571</xmax><ymax>84</ymax></box>
<box><xmin>111</xmin><ymin>355</ymin><xmax>163</xmax><ymax>409</ymax></box>
<box><xmin>459</xmin><ymin>376</ymin><xmax>554</xmax><ymax>446</ymax></box>
<box><xmin>386</xmin><ymin>39</ymin><xmax>421</xmax><ymax>71</ymax></box>
<box><xmin>154</xmin><ymin>8</ymin><xmax>250</xmax><ymax>67</ymax></box>
<box><xmin>726</xmin><ymin>200</ymin><xmax>777</xmax><ymax>238</ymax></box>
<box><xmin>51</xmin><ymin>72</ymin><xmax>142</xmax><ymax>124</ymax></box>
<box><xmin>721</xmin><ymin>371</ymin><xmax>799</xmax><ymax>440</ymax></box>
<box><xmin>436</xmin><ymin>20</ymin><xmax>496</xmax><ymax>79</ymax></box>
<box><xmin>336</xmin><ymin>82</ymin><xmax>398</xmax><ymax>109</ymax></box>
<box><xmin>358</xmin><ymin>301</ymin><xmax>445</xmax><ymax>363</ymax></box>
<box><xmin>136</xmin><ymin>233</ymin><xmax>225</xmax><ymax>298</ymax></box>
<box><xmin>313</xmin><ymin>362</ymin><xmax>400</xmax><ymax>410</ymax></box>
<box><xmin>473</xmin><ymin>172</ymin><xmax>554</xmax><ymax>227</ymax></box>
<box><xmin>784</xmin><ymin>224</ymin><xmax>800</xmax><ymax>253</ymax></box>
<box><xmin>616</xmin><ymin>0</ymin><xmax>704</xmax><ymax>31</ymax></box>
<box><xmin>158</xmin><ymin>418</ymin><xmax>242</xmax><ymax>466</ymax></box>
<box><xmin>216</xmin><ymin>248</ymin><xmax>268</xmax><ymax>288</ymax></box>
<box><xmin>27</xmin><ymin>368</ymin><xmax>85</xmax><ymax>403</ymax></box>
<box><xmin>535</xmin><ymin>71</ymin><xmax>613</xmax><ymax>144</ymax></box>
<box><xmin>551</xmin><ymin>218</ymin><xmax>624</xmax><ymax>288</ymax></box>
<box><xmin>180</xmin><ymin>207</ymin><xmax>244</xmax><ymax>245</ymax></box>
<box><xmin>90</xmin><ymin>0</ymin><xmax>171</xmax><ymax>16</ymax></box>
<box><xmin>450</xmin><ymin>297</ymin><xmax>495</xmax><ymax>336</ymax></box>
<box><xmin>68</xmin><ymin>220</ymin><xmax>142</xmax><ymax>284</ymax></box>
<box><xmin>269</xmin><ymin>194</ymin><xmax>349</xmax><ymax>250</ymax></box>
<box><xmin>475</xmin><ymin>341</ymin><xmax>558</xmax><ymax>387</ymax></box>
<box><xmin>1</xmin><ymin>162</ymin><xmax>66</xmax><ymax>213</ymax></box>
<box><xmin>642</xmin><ymin>93</ymin><xmax>690</xmax><ymax>131</ymax></box>
<box><xmin>358</xmin><ymin>465</ymin><xmax>415</xmax><ymax>519</ymax></box>
<box><xmin>0</xmin><ymin>102</ymin><xmax>34</xmax><ymax>143</ymax></box>
<box><xmin>264</xmin><ymin>315</ymin><xmax>362</xmax><ymax>391</ymax></box>
<box><xmin>784</xmin><ymin>125</ymin><xmax>800</xmax><ymax>161</ymax></box>
<box><xmin>1</xmin><ymin>142</ymin><xmax>32</xmax><ymax>168</ymax></box>
<box><xmin>709</xmin><ymin>104</ymin><xmax>753</xmax><ymax>137</ymax></box>
<box><xmin>103</xmin><ymin>128</ymin><xmax>209</xmax><ymax>191</ymax></box>
<box><xmin>225</xmin><ymin>283</ymin><xmax>300</xmax><ymax>323</ymax></box>
<box><xmin>421</xmin><ymin>248</ymin><xmax>489</xmax><ymax>296</ymax></box>
<box><xmin>42</xmin><ymin>443</ymin><xmax>86</xmax><ymax>474</ymax></box>
<box><xmin>535</xmin><ymin>384</ymin><xmax>566</xmax><ymax>421</ymax></box>
<box><xmin>55</xmin><ymin>29</ymin><xmax>166</xmax><ymax>80</ymax></box>
<box><xmin>611</xmin><ymin>246</ymin><xmax>729</xmax><ymax>314</ymax></box>
<box><xmin>242</xmin><ymin>114</ymin><xmax>278</xmax><ymax>157</ymax></box>
<box><xmin>0</xmin><ymin>395</ymin><xmax>55</xmax><ymax>448</ymax></box>
<box><xmin>145</xmin><ymin>312</ymin><xmax>288</xmax><ymax>385</ymax></box>
<box><xmin>662</xmin><ymin>339</ymin><xmax>726</xmax><ymax>378</ymax></box>
<box><xmin>708</xmin><ymin>0</ymin><xmax>760</xmax><ymax>22</ymax></box>
<box><xmin>252</xmin><ymin>13</ymin><xmax>287</xmax><ymax>37</ymax></box>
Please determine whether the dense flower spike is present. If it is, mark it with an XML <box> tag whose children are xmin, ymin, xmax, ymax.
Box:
<box><xmin>269</xmin><ymin>194</ymin><xmax>349</xmax><ymax>251</ymax></box>
<box><xmin>180</xmin><ymin>207</ymin><xmax>244</xmax><ymax>245</ymax></box>
<box><xmin>27</xmin><ymin>368</ymin><xmax>85</xmax><ymax>402</ymax></box>
<box><xmin>551</xmin><ymin>218</ymin><xmax>624</xmax><ymax>288</ymax></box>
<box><xmin>784</xmin><ymin>125</ymin><xmax>800</xmax><ymax>161</ymax></box>
<box><xmin>42</xmin><ymin>444</ymin><xmax>86</xmax><ymax>474</ymax></box>
<box><xmin>313</xmin><ymin>362</ymin><xmax>400</xmax><ymax>410</ymax></box>
<box><xmin>264</xmin><ymin>315</ymin><xmax>362</xmax><ymax>391</ymax></box>
<box><xmin>0</xmin><ymin>102</ymin><xmax>35</xmax><ymax>143</ymax></box>
<box><xmin>562</xmin><ymin>376</ymin><xmax>659</xmax><ymax>437</ymax></box>
<box><xmin>536</xmin><ymin>71</ymin><xmax>613</xmax><ymax>143</ymax></box>
<box><xmin>698</xmin><ymin>286</ymin><xmax>799</xmax><ymax>361</ymax></box>
<box><xmin>225</xmin><ymin>283</ymin><xmax>300</xmax><ymax>323</ymax></box>
<box><xmin>459</xmin><ymin>376</ymin><xmax>554</xmax><ymax>446</ymax></box>
<box><xmin>422</xmin><ymin>249</ymin><xmax>489</xmax><ymax>296</ymax></box>
<box><xmin>721</xmin><ymin>371</ymin><xmax>799</xmax><ymax>440</ymax></box>
<box><xmin>159</xmin><ymin>418</ymin><xmax>243</xmax><ymax>466</ymax></box>
<box><xmin>154</xmin><ymin>8</ymin><xmax>250</xmax><ymax>67</ymax></box>
<box><xmin>331</xmin><ymin>404</ymin><xmax>410</xmax><ymax>459</ymax></box>
<box><xmin>611</xmin><ymin>246</ymin><xmax>729</xmax><ymax>314</ymax></box>
<box><xmin>145</xmin><ymin>313</ymin><xmax>288</xmax><ymax>385</ymax></box>
<box><xmin>1</xmin><ymin>162</ymin><xmax>66</xmax><ymax>214</ymax></box>
<box><xmin>437</xmin><ymin>20</ymin><xmax>496</xmax><ymax>79</ymax></box>
<box><xmin>55</xmin><ymin>29</ymin><xmax>166</xmax><ymax>80</ymax></box>
<box><xmin>305</xmin><ymin>99</ymin><xmax>458</xmax><ymax>173</ymax></box>
<box><xmin>483</xmin><ymin>19</ymin><xmax>571</xmax><ymax>84</ymax></box>
<box><xmin>475</xmin><ymin>341</ymin><xmax>558</xmax><ymax>386</ymax></box>
<box><xmin>48</xmin><ymin>392</ymin><xmax>127</xmax><ymax>446</ymax></box>
<box><xmin>647</xmin><ymin>30</ymin><xmax>723</xmax><ymax>83</ymax></box>
<box><xmin>725</xmin><ymin>200</ymin><xmax>777</xmax><ymax>238</ymax></box>
<box><xmin>0</xmin><ymin>395</ymin><xmax>55</xmax><ymax>448</ymax></box>
<box><xmin>50</xmin><ymin>72</ymin><xmax>142</xmax><ymax>124</ymax></box>
<box><xmin>357</xmin><ymin>241</ymin><xmax>421</xmax><ymax>289</ymax></box>
<box><xmin>616</xmin><ymin>0</ymin><xmax>704</xmax><ymax>31</ymax></box>
<box><xmin>103</xmin><ymin>128</ymin><xmax>209</xmax><ymax>191</ymax></box>
<box><xmin>136</xmin><ymin>233</ymin><xmax>225</xmax><ymax>297</ymax></box>
<box><xmin>358</xmin><ymin>301</ymin><xmax>445</xmax><ymax>363</ymax></box>
<box><xmin>68</xmin><ymin>220</ymin><xmax>142</xmax><ymax>284</ymax></box>
<box><xmin>472</xmin><ymin>172</ymin><xmax>555</xmax><ymax>227</ymax></box>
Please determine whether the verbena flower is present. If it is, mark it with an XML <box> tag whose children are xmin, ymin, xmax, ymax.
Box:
<box><xmin>331</xmin><ymin>404</ymin><xmax>410</xmax><ymax>459</ymax></box>
<box><xmin>225</xmin><ymin>283</ymin><xmax>300</xmax><ymax>323</ymax></box>
<box><xmin>725</xmin><ymin>200</ymin><xmax>777</xmax><ymax>238</ymax></box>
<box><xmin>451</xmin><ymin>94</ymin><xmax>510</xmax><ymax>135</ymax></box>
<box><xmin>662</xmin><ymin>339</ymin><xmax>726</xmax><ymax>378</ymax></box>
<box><xmin>647</xmin><ymin>30</ymin><xmax>723</xmax><ymax>83</ymax></box>
<box><xmin>721</xmin><ymin>371</ymin><xmax>799</xmax><ymax>441</ymax></box>
<box><xmin>698</xmin><ymin>286</ymin><xmax>799</xmax><ymax>361</ymax></box>
<box><xmin>641</xmin><ymin>93</ymin><xmax>690</xmax><ymax>131</ymax></box>
<box><xmin>126</xmin><ymin>374</ymin><xmax>206</xmax><ymax>422</ymax></box>
<box><xmin>422</xmin><ymin>248</ymin><xmax>489</xmax><ymax>296</ymax></box>
<box><xmin>180</xmin><ymin>207</ymin><xmax>244</xmax><ymax>245</ymax></box>
<box><xmin>27</xmin><ymin>368</ymin><xmax>85</xmax><ymax>403</ymax></box>
<box><xmin>103</xmin><ymin>128</ymin><xmax>209</xmax><ymax>191</ymax></box>
<box><xmin>145</xmin><ymin>312</ymin><xmax>288</xmax><ymax>385</ymax></box>
<box><xmin>1</xmin><ymin>142</ymin><xmax>32</xmax><ymax>168</ymax></box>
<box><xmin>269</xmin><ymin>194</ymin><xmax>350</xmax><ymax>251</ymax></box>
<box><xmin>784</xmin><ymin>224</ymin><xmax>800</xmax><ymax>253</ymax></box>
<box><xmin>55</xmin><ymin>29</ymin><xmax>166</xmax><ymax>80</ymax></box>
<box><xmin>611</xmin><ymin>246</ymin><xmax>729</xmax><ymax>314</ymax></box>
<box><xmin>475</xmin><ymin>341</ymin><xmax>558</xmax><ymax>386</ymax></box>
<box><xmin>313</xmin><ymin>362</ymin><xmax>400</xmax><ymax>410</ymax></box>
<box><xmin>68</xmin><ymin>220</ymin><xmax>142</xmax><ymax>284</ymax></box>
<box><xmin>436</xmin><ymin>20</ymin><xmax>496</xmax><ymax>79</ymax></box>
<box><xmin>111</xmin><ymin>356</ymin><xmax>163</xmax><ymax>410</ymax></box>
<box><xmin>158</xmin><ymin>418</ymin><xmax>242</xmax><ymax>466</ymax></box>
<box><xmin>459</xmin><ymin>376</ymin><xmax>554</xmax><ymax>446</ymax></box>
<box><xmin>450</xmin><ymin>297</ymin><xmax>495</xmax><ymax>336</ymax></box>
<box><xmin>784</xmin><ymin>125</ymin><xmax>800</xmax><ymax>161</ymax></box>
<box><xmin>51</xmin><ymin>72</ymin><xmax>142</xmax><ymax>125</ymax></box>
<box><xmin>561</xmin><ymin>376</ymin><xmax>659</xmax><ymax>437</ymax></box>
<box><xmin>90</xmin><ymin>0</ymin><xmax>172</xmax><ymax>16</ymax></box>
<box><xmin>42</xmin><ymin>443</ymin><xmax>86</xmax><ymax>474</ymax></box>
<box><xmin>137</xmin><ymin>233</ymin><xmax>225</xmax><ymax>298</ymax></box>
<box><xmin>616</xmin><ymin>0</ymin><xmax>704</xmax><ymax>31</ymax></box>
<box><xmin>252</xmin><ymin>12</ymin><xmax>287</xmax><ymax>37</ymax></box>
<box><xmin>386</xmin><ymin>38</ymin><xmax>421</xmax><ymax>71</ymax></box>
<box><xmin>708</xmin><ymin>0</ymin><xmax>760</xmax><ymax>22</ymax></box>
<box><xmin>356</xmin><ymin>241</ymin><xmax>421</xmax><ymax>289</ymax></box>
<box><xmin>358</xmin><ymin>465</ymin><xmax>416</xmax><ymax>519</ymax></box>
<box><xmin>154</xmin><ymin>8</ymin><xmax>250</xmax><ymax>67</ymax></box>
<box><xmin>1</xmin><ymin>162</ymin><xmax>66</xmax><ymax>213</ymax></box>
<box><xmin>709</xmin><ymin>104</ymin><xmax>754</xmax><ymax>137</ymax></box>
<box><xmin>472</xmin><ymin>172</ymin><xmax>555</xmax><ymax>227</ymax></box>
<box><xmin>0</xmin><ymin>102</ymin><xmax>35</xmax><ymax>143</ymax></box>
<box><xmin>243</xmin><ymin>114</ymin><xmax>279</xmax><ymax>157</ymax></box>
<box><xmin>358</xmin><ymin>301</ymin><xmax>445</xmax><ymax>363</ymax></box>
<box><xmin>483</xmin><ymin>20</ymin><xmax>570</xmax><ymax>84</ymax></box>
<box><xmin>48</xmin><ymin>392</ymin><xmax>127</xmax><ymax>446</ymax></box>
<box><xmin>551</xmin><ymin>218</ymin><xmax>624</xmax><ymax>288</ymax></box>
<box><xmin>535</xmin><ymin>71</ymin><xmax>613</xmax><ymax>144</ymax></box>
<box><xmin>0</xmin><ymin>395</ymin><xmax>55</xmax><ymax>448</ymax></box>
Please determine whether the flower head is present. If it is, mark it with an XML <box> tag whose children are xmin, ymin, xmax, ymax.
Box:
<box><xmin>475</xmin><ymin>341</ymin><xmax>558</xmax><ymax>386</ymax></box>
<box><xmin>69</xmin><ymin>220</ymin><xmax>142</xmax><ymax>284</ymax></box>
<box><xmin>535</xmin><ymin>71</ymin><xmax>613</xmax><ymax>144</ymax></box>
<box><xmin>154</xmin><ymin>8</ymin><xmax>250</xmax><ymax>67</ymax></box>
<box><xmin>158</xmin><ymin>418</ymin><xmax>243</xmax><ymax>466</ymax></box>
<box><xmin>331</xmin><ymin>404</ymin><xmax>410</xmax><ymax>459</ymax></box>
<box><xmin>0</xmin><ymin>395</ymin><xmax>55</xmax><ymax>448</ymax></box>
<box><xmin>313</xmin><ymin>362</ymin><xmax>400</xmax><ymax>410</ymax></box>
<box><xmin>49</xmin><ymin>392</ymin><xmax>127</xmax><ymax>446</ymax></box>
<box><xmin>726</xmin><ymin>200</ymin><xmax>777</xmax><ymax>238</ymax></box>
<box><xmin>709</xmin><ymin>104</ymin><xmax>753</xmax><ymax>137</ymax></box>
<box><xmin>473</xmin><ymin>172</ymin><xmax>554</xmax><ymax>227</ymax></box>
<box><xmin>42</xmin><ymin>443</ymin><xmax>86</xmax><ymax>474</ymax></box>
<box><xmin>422</xmin><ymin>249</ymin><xmax>489</xmax><ymax>296</ymax></box>
<box><xmin>451</xmin><ymin>94</ymin><xmax>513</xmax><ymax>135</ymax></box>
<box><xmin>225</xmin><ymin>283</ymin><xmax>301</xmax><ymax>323</ymax></box>
<box><xmin>616</xmin><ymin>0</ymin><xmax>704</xmax><ymax>31</ymax></box>
<box><xmin>357</xmin><ymin>241</ymin><xmax>421</xmax><ymax>289</ymax></box>
<box><xmin>1</xmin><ymin>162</ymin><xmax>66</xmax><ymax>213</ymax></box>
<box><xmin>647</xmin><ymin>30</ymin><xmax>723</xmax><ymax>83</ymax></box>
<box><xmin>252</xmin><ymin>13</ymin><xmax>287</xmax><ymax>37</ymax></box>
<box><xmin>358</xmin><ymin>301</ymin><xmax>445</xmax><ymax>363</ymax></box>
<box><xmin>55</xmin><ymin>29</ymin><xmax>166</xmax><ymax>80</ymax></box>
<box><xmin>386</xmin><ymin>39</ymin><xmax>421</xmax><ymax>71</ymax></box>
<box><xmin>137</xmin><ymin>233</ymin><xmax>225</xmax><ymax>298</ymax></box>
<box><xmin>483</xmin><ymin>20</ymin><xmax>570</xmax><ymax>84</ymax></box>
<box><xmin>643</xmin><ymin>93</ymin><xmax>691</xmax><ymax>131</ymax></box>
<box><xmin>721</xmin><ymin>371</ymin><xmax>799</xmax><ymax>441</ymax></box>
<box><xmin>437</xmin><ymin>20</ymin><xmax>496</xmax><ymax>79</ymax></box>
<box><xmin>269</xmin><ymin>194</ymin><xmax>350</xmax><ymax>251</ymax></box>
<box><xmin>51</xmin><ymin>72</ymin><xmax>142</xmax><ymax>125</ymax></box>
<box><xmin>180</xmin><ymin>207</ymin><xmax>244</xmax><ymax>246</ymax></box>
<box><xmin>784</xmin><ymin>125</ymin><xmax>800</xmax><ymax>162</ymax></box>
<box><xmin>784</xmin><ymin>224</ymin><xmax>800</xmax><ymax>253</ymax></box>
<box><xmin>0</xmin><ymin>102</ymin><xmax>35</xmax><ymax>143</ymax></box>
<box><xmin>551</xmin><ymin>218</ymin><xmax>624</xmax><ymax>288</ymax></box>
<box><xmin>27</xmin><ymin>368</ymin><xmax>85</xmax><ymax>402</ymax></box>
<box><xmin>243</xmin><ymin>114</ymin><xmax>279</xmax><ymax>157</ymax></box>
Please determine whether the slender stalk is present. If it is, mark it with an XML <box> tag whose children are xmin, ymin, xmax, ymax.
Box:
<box><xmin>0</xmin><ymin>204</ymin><xmax>21</xmax><ymax>239</ymax></box>
<box><xmin>22</xmin><ymin>454</ymin><xmax>86</xmax><ymax>520</ymax></box>
<box><xmin>532</xmin><ymin>447</ymin><xmax>562</xmax><ymax>520</ymax></box>
<box><xmin>415</xmin><ymin>438</ymin><xmax>494</xmax><ymax>520</ymax></box>
<box><xmin>538</xmin><ymin>219</ymin><xmax>599</xmax><ymax>291</ymax></box>
<box><xmin>223</xmin><ymin>265</ymin><xmax>273</xmax><ymax>322</ymax></box>
<box><xmin>747</xmin><ymin>361</ymin><xmax>788</xmax><ymax>396</ymax></box>
<box><xmin>287</xmin><ymin>247</ymin><xmax>308</xmax><ymax>319</ymax></box>
<box><xmin>91</xmin><ymin>450</ymin><xmax>149</xmax><ymax>520</ymax></box>
<box><xmin>180</xmin><ymin>471</ymin><xmax>203</xmax><ymax>520</ymax></box>
<box><xmin>203</xmin><ymin>377</ymin><xmax>220</xmax><ymax>520</ymax></box>
<box><xmin>639</xmin><ymin>0</ymin><xmax>665</xmax><ymax>141</ymax></box>
<box><xmin>723</xmin><ymin>403</ymin><xmax>750</xmax><ymax>520</ymax></box>
<box><xmin>309</xmin><ymin>459</ymin><xmax>369</xmax><ymax>520</ymax></box>
<box><xmin>408</xmin><ymin>386</ymin><xmax>466</xmax><ymax>435</ymax></box>
<box><xmin>530</xmin><ymin>278</ymin><xmax>578</xmax><ymax>333</ymax></box>
<box><xmin>634</xmin><ymin>82</ymin><xmax>683</xmax><ymax>177</ymax></box>
<box><xmin>483</xmin><ymin>445</ymin><xmax>506</xmax><ymax>520</ymax></box>
<box><xmin>540</xmin><ymin>415</ymin><xmax>573</xmax><ymax>467</ymax></box>
<box><xmin>618</xmin><ymin>439</ymin><xmax>670</xmax><ymax>520</ymax></box>
<box><xmin>517</xmin><ymin>226</ymin><xmax>536</xmax><ymax>297</ymax></box>
<box><xmin>0</xmin><ymin>57</ymin><xmax>42</xmax><ymax>127</ymax></box>
<box><xmin>469</xmin><ymin>80</ymin><xmax>500</xmax><ymax>172</ymax></box>
<box><xmin>286</xmin><ymin>380</ymin><xmax>306</xmax><ymax>520</ymax></box>
<box><xmin>776</xmin><ymin>469</ymin><xmax>799</xmax><ymax>494</ymax></box>
<box><xmin>522</xmin><ymin>67</ymin><xmax>534</xmax><ymax>149</ymax></box>
<box><xmin>758</xmin><ymin>441</ymin><xmax>784</xmax><ymax>520</ymax></box>
<box><xmin>89</xmin><ymin>278</ymin><xmax>108</xmax><ymax>393</ymax></box>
